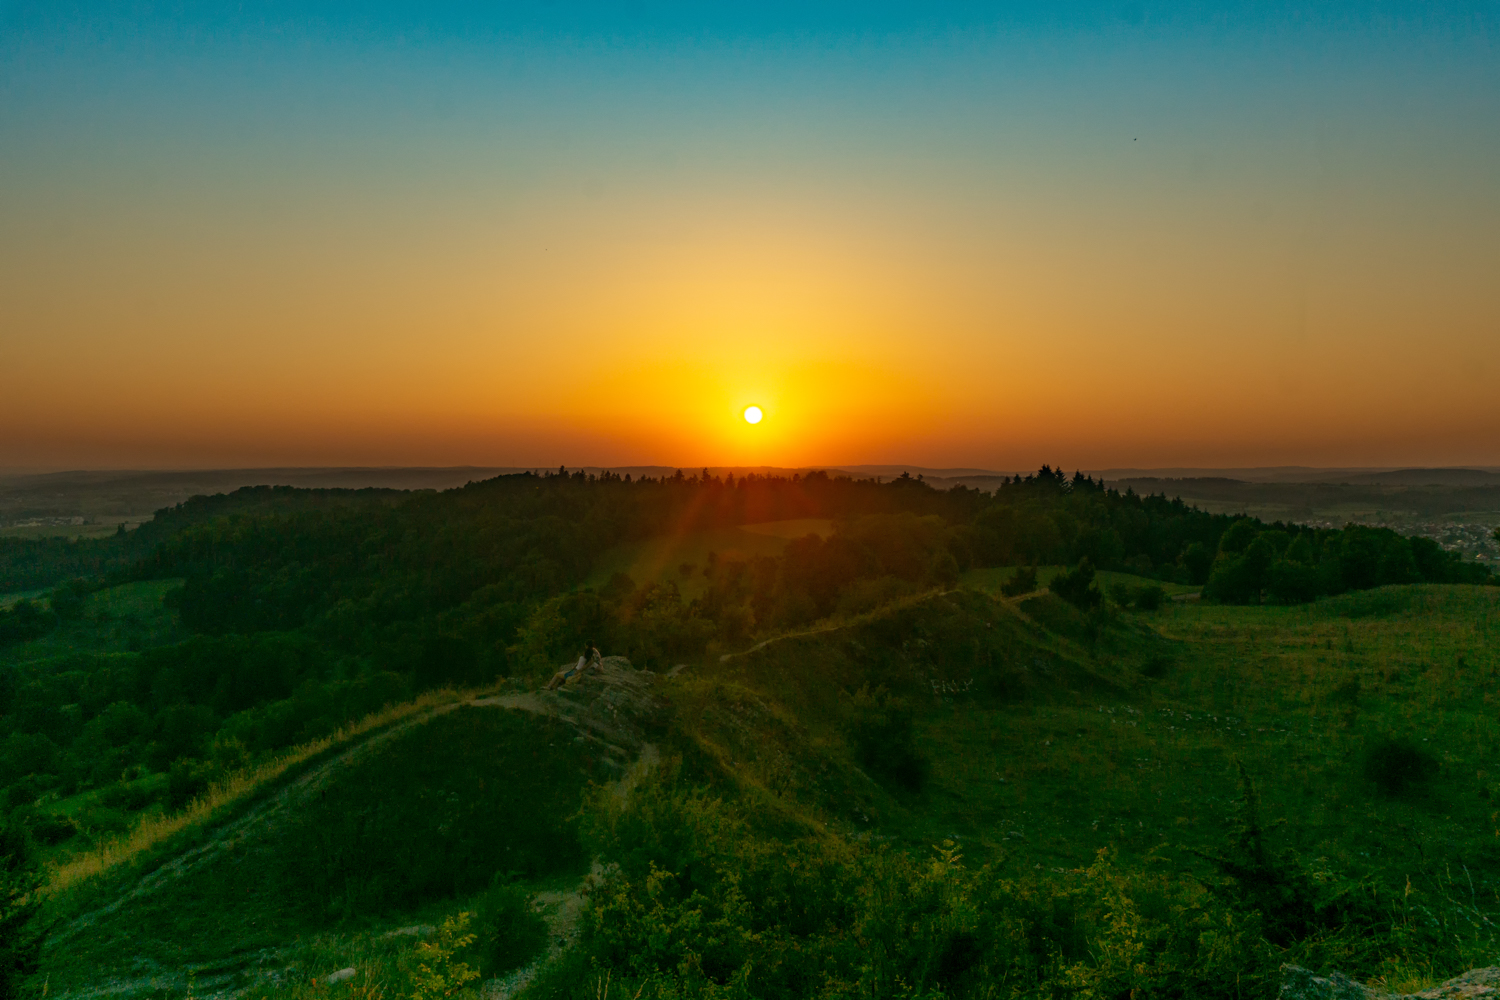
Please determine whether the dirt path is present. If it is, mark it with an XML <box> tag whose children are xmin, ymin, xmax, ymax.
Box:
<box><xmin>49</xmin><ymin>698</ymin><xmax>474</xmax><ymax>953</ymax></box>
<box><xmin>484</xmin><ymin>743</ymin><xmax>660</xmax><ymax>1000</ymax></box>
<box><xmin>49</xmin><ymin>659</ymin><xmax>663</xmax><ymax>998</ymax></box>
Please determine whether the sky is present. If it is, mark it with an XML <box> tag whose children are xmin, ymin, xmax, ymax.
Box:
<box><xmin>2</xmin><ymin>2</ymin><xmax>1497</xmax><ymax>472</ymax></box>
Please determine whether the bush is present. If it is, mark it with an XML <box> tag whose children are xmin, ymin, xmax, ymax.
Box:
<box><xmin>1000</xmin><ymin>565</ymin><xmax>1038</xmax><ymax>597</ymax></box>
<box><xmin>0</xmin><ymin>600</ymin><xmax>57</xmax><ymax>650</ymax></box>
<box><xmin>1363</xmin><ymin>737</ymin><xmax>1438</xmax><ymax>796</ymax></box>
<box><xmin>576</xmin><ymin>769</ymin><xmax>1283</xmax><ymax>1000</ymax></box>
<box><xmin>1049</xmin><ymin>558</ymin><xmax>1101</xmax><ymax>610</ymax></box>
<box><xmin>77</xmin><ymin>805</ymin><xmax>132</xmax><ymax>836</ymax></box>
<box><xmin>470</xmin><ymin>878</ymin><xmax>549</xmax><ymax>975</ymax></box>
<box><xmin>1141</xmin><ymin>655</ymin><xmax>1172</xmax><ymax>679</ymax></box>
<box><xmin>0</xmin><ymin>817</ymin><xmax>44</xmax><ymax>999</ymax></box>
<box><xmin>100</xmin><ymin>778</ymin><xmax>161</xmax><ymax>812</ymax></box>
<box><xmin>1109</xmin><ymin>582</ymin><xmax>1166</xmax><ymax>611</ymax></box>
<box><xmin>408</xmin><ymin>912</ymin><xmax>481</xmax><ymax>1000</ymax></box>
<box><xmin>24</xmin><ymin>811</ymin><xmax>77</xmax><ymax>846</ymax></box>
<box><xmin>48</xmin><ymin>580</ymin><xmax>90</xmax><ymax>621</ymax></box>
<box><xmin>167</xmin><ymin>759</ymin><xmax>218</xmax><ymax>811</ymax></box>
<box><xmin>833</xmin><ymin>576</ymin><xmax>913</xmax><ymax>618</ymax></box>
<box><xmin>846</xmin><ymin>686</ymin><xmax>926</xmax><ymax>792</ymax></box>
<box><xmin>1133</xmin><ymin>584</ymin><xmax>1166</xmax><ymax>610</ymax></box>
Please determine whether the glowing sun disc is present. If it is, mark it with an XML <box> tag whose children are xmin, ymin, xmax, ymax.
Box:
<box><xmin>743</xmin><ymin>406</ymin><xmax>763</xmax><ymax>424</ymax></box>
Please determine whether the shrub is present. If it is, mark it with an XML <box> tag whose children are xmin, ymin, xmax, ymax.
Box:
<box><xmin>1049</xmin><ymin>558</ymin><xmax>1101</xmax><ymax>610</ymax></box>
<box><xmin>1330</xmin><ymin>677</ymin><xmax>1361</xmax><ymax>706</ymax></box>
<box><xmin>846</xmin><ymin>686</ymin><xmax>926</xmax><ymax>792</ymax></box>
<box><xmin>77</xmin><ymin>804</ymin><xmax>132</xmax><ymax>836</ymax></box>
<box><xmin>25</xmin><ymin>811</ymin><xmax>77</xmax><ymax>846</ymax></box>
<box><xmin>101</xmin><ymin>778</ymin><xmax>161</xmax><ymax>812</ymax></box>
<box><xmin>1363</xmin><ymin>737</ymin><xmax>1438</xmax><ymax>796</ymax></box>
<box><xmin>0</xmin><ymin>600</ymin><xmax>57</xmax><ymax>650</ymax></box>
<box><xmin>167</xmin><ymin>759</ymin><xmax>218</xmax><ymax>811</ymax></box>
<box><xmin>576</xmin><ymin>770</ymin><xmax>1285</xmax><ymax>1000</ymax></box>
<box><xmin>1000</xmin><ymin>565</ymin><xmax>1038</xmax><ymax>597</ymax></box>
<box><xmin>833</xmin><ymin>576</ymin><xmax>912</xmax><ymax>618</ymax></box>
<box><xmin>1141</xmin><ymin>655</ymin><xmax>1172</xmax><ymax>679</ymax></box>
<box><xmin>470</xmin><ymin>878</ymin><xmax>548</xmax><ymax>975</ymax></box>
<box><xmin>408</xmin><ymin>912</ymin><xmax>481</xmax><ymax>1000</ymax></box>
<box><xmin>1109</xmin><ymin>583</ymin><xmax>1166</xmax><ymax>611</ymax></box>
<box><xmin>1133</xmin><ymin>584</ymin><xmax>1166</xmax><ymax>610</ymax></box>
<box><xmin>0</xmin><ymin>816</ymin><xmax>43</xmax><ymax>999</ymax></box>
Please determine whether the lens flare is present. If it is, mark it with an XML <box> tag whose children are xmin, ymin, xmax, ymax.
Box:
<box><xmin>743</xmin><ymin>405</ymin><xmax>763</xmax><ymax>424</ymax></box>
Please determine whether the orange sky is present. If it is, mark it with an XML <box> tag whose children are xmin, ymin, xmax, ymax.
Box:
<box><xmin>3</xmin><ymin>6</ymin><xmax>1497</xmax><ymax>471</ymax></box>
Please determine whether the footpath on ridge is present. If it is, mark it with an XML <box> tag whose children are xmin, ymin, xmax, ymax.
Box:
<box><xmin>49</xmin><ymin>656</ymin><xmax>665</xmax><ymax>1000</ymax></box>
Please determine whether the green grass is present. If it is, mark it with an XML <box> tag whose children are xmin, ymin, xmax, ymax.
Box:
<box><xmin>43</xmin><ymin>580</ymin><xmax>1500</xmax><ymax>997</ymax></box>
<box><xmin>585</xmin><ymin>518</ymin><xmax>833</xmax><ymax>597</ymax></box>
<box><xmin>658</xmin><ymin>583</ymin><xmax>1500</xmax><ymax>900</ymax></box>
<box><xmin>0</xmin><ymin>577</ymin><xmax>185</xmax><ymax>665</ymax></box>
<box><xmin>41</xmin><ymin>704</ymin><xmax>598</xmax><ymax>989</ymax></box>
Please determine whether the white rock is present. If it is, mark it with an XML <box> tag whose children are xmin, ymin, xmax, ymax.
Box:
<box><xmin>327</xmin><ymin>967</ymin><xmax>356</xmax><ymax>984</ymax></box>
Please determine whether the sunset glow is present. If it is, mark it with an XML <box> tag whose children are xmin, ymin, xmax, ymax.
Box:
<box><xmin>2</xmin><ymin>4</ymin><xmax>1497</xmax><ymax>471</ymax></box>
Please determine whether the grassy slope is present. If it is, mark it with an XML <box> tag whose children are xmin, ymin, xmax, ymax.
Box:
<box><xmin>36</xmin><ymin>578</ymin><xmax>1500</xmax><ymax>995</ymax></box>
<box><xmin>659</xmin><ymin>583</ymin><xmax>1500</xmax><ymax>899</ymax></box>
<box><xmin>41</xmin><ymin>704</ymin><xmax>598</xmax><ymax>990</ymax></box>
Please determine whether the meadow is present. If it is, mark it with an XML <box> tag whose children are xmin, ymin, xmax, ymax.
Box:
<box><xmin>18</xmin><ymin>578</ymin><xmax>1500</xmax><ymax>998</ymax></box>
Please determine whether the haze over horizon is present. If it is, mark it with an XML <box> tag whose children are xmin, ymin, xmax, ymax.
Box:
<box><xmin>4</xmin><ymin>3</ymin><xmax>1497</xmax><ymax>472</ymax></box>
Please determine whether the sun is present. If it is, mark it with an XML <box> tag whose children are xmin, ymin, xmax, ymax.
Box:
<box><xmin>743</xmin><ymin>405</ymin><xmax>763</xmax><ymax>424</ymax></box>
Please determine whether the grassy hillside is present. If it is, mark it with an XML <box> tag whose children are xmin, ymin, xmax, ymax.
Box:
<box><xmin>41</xmin><ymin>703</ymin><xmax>598</xmax><ymax>992</ymax></box>
<box><xmin>27</xmin><ymin>581</ymin><xmax>1500</xmax><ymax>998</ymax></box>
<box><xmin>659</xmin><ymin>583</ymin><xmax>1500</xmax><ymax>884</ymax></box>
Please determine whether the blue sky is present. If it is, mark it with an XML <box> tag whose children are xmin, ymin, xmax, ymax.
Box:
<box><xmin>2</xmin><ymin>2</ymin><xmax>1497</xmax><ymax>469</ymax></box>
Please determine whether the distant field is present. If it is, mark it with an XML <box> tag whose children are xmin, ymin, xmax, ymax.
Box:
<box><xmin>585</xmin><ymin>518</ymin><xmax>834</xmax><ymax>596</ymax></box>
<box><xmin>0</xmin><ymin>518</ymin><xmax>138</xmax><ymax>541</ymax></box>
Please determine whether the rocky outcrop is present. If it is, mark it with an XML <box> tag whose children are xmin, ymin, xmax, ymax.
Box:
<box><xmin>1281</xmin><ymin>965</ymin><xmax>1500</xmax><ymax>1000</ymax></box>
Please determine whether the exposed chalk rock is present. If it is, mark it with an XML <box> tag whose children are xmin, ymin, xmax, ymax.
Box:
<box><xmin>1280</xmin><ymin>965</ymin><xmax>1500</xmax><ymax>1000</ymax></box>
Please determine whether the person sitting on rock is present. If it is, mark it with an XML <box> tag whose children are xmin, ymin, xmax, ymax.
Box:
<box><xmin>586</xmin><ymin>643</ymin><xmax>603</xmax><ymax>670</ymax></box>
<box><xmin>545</xmin><ymin>649</ymin><xmax>589</xmax><ymax>690</ymax></box>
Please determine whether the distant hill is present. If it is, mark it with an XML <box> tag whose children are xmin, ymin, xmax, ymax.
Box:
<box><xmin>1334</xmin><ymin>468</ymin><xmax>1500</xmax><ymax>486</ymax></box>
<box><xmin>1096</xmin><ymin>466</ymin><xmax>1500</xmax><ymax>484</ymax></box>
